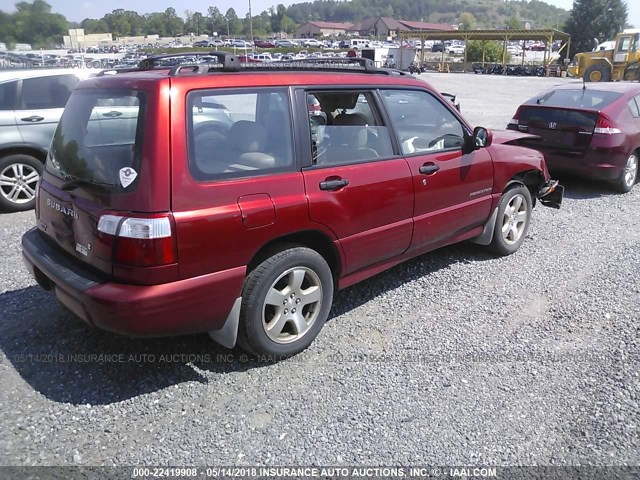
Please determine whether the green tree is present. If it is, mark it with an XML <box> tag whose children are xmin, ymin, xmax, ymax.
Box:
<box><xmin>0</xmin><ymin>11</ymin><xmax>17</xmax><ymax>45</ymax></box>
<box><xmin>459</xmin><ymin>12</ymin><xmax>477</xmax><ymax>30</ymax></box>
<box><xmin>80</xmin><ymin>18</ymin><xmax>109</xmax><ymax>34</ymax></box>
<box><xmin>207</xmin><ymin>6</ymin><xmax>228</xmax><ymax>37</ymax></box>
<box><xmin>466</xmin><ymin>40</ymin><xmax>510</xmax><ymax>63</ymax></box>
<box><xmin>145</xmin><ymin>12</ymin><xmax>168</xmax><ymax>36</ymax></box>
<box><xmin>269</xmin><ymin>4</ymin><xmax>288</xmax><ymax>34</ymax></box>
<box><xmin>280</xmin><ymin>15</ymin><xmax>297</xmax><ymax>34</ymax></box>
<box><xmin>564</xmin><ymin>0</ymin><xmax>628</xmax><ymax>57</ymax></box>
<box><xmin>11</xmin><ymin>0</ymin><xmax>68</xmax><ymax>47</ymax></box>
<box><xmin>164</xmin><ymin>7</ymin><xmax>183</xmax><ymax>36</ymax></box>
<box><xmin>225</xmin><ymin>8</ymin><xmax>242</xmax><ymax>36</ymax></box>
<box><xmin>506</xmin><ymin>15</ymin><xmax>521</xmax><ymax>29</ymax></box>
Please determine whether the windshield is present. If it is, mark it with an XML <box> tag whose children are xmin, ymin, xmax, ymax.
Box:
<box><xmin>47</xmin><ymin>89</ymin><xmax>146</xmax><ymax>189</ymax></box>
<box><xmin>528</xmin><ymin>89</ymin><xmax>622</xmax><ymax>110</ymax></box>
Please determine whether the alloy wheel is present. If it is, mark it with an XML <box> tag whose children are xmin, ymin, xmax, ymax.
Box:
<box><xmin>262</xmin><ymin>267</ymin><xmax>323</xmax><ymax>344</ymax></box>
<box><xmin>501</xmin><ymin>194</ymin><xmax>528</xmax><ymax>245</ymax></box>
<box><xmin>0</xmin><ymin>163</ymin><xmax>39</xmax><ymax>205</ymax></box>
<box><xmin>624</xmin><ymin>154</ymin><xmax>638</xmax><ymax>188</ymax></box>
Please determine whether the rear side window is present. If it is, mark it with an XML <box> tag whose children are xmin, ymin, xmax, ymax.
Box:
<box><xmin>629</xmin><ymin>97</ymin><xmax>640</xmax><ymax>118</ymax></box>
<box><xmin>0</xmin><ymin>81</ymin><xmax>17</xmax><ymax>110</ymax></box>
<box><xmin>188</xmin><ymin>88</ymin><xmax>293</xmax><ymax>180</ymax></box>
<box><xmin>308</xmin><ymin>90</ymin><xmax>394</xmax><ymax>166</ymax></box>
<box><xmin>20</xmin><ymin>75</ymin><xmax>79</xmax><ymax>109</ymax></box>
<box><xmin>527</xmin><ymin>89</ymin><xmax>622</xmax><ymax>109</ymax></box>
<box><xmin>47</xmin><ymin>90</ymin><xmax>146</xmax><ymax>188</ymax></box>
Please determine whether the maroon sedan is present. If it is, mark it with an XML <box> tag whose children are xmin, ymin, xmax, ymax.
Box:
<box><xmin>254</xmin><ymin>40</ymin><xmax>275</xmax><ymax>48</ymax></box>
<box><xmin>507</xmin><ymin>82</ymin><xmax>640</xmax><ymax>192</ymax></box>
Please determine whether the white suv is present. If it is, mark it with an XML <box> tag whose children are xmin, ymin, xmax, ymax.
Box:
<box><xmin>0</xmin><ymin>69</ymin><xmax>93</xmax><ymax>212</ymax></box>
<box><xmin>303</xmin><ymin>39</ymin><xmax>324</xmax><ymax>48</ymax></box>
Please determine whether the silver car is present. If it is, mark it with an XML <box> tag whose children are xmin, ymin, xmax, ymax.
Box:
<box><xmin>0</xmin><ymin>69</ymin><xmax>93</xmax><ymax>212</ymax></box>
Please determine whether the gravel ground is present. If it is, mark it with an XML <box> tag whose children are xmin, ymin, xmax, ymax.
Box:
<box><xmin>0</xmin><ymin>73</ymin><xmax>638</xmax><ymax>468</ymax></box>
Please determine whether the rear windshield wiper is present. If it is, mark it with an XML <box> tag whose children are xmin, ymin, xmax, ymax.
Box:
<box><xmin>61</xmin><ymin>177</ymin><xmax>112</xmax><ymax>191</ymax></box>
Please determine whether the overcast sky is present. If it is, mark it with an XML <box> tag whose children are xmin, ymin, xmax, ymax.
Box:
<box><xmin>0</xmin><ymin>0</ymin><xmax>638</xmax><ymax>29</ymax></box>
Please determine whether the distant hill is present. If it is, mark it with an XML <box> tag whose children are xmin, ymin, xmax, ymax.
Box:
<box><xmin>285</xmin><ymin>0</ymin><xmax>569</xmax><ymax>31</ymax></box>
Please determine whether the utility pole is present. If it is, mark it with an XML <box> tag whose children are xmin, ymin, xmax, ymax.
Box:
<box><xmin>249</xmin><ymin>0</ymin><xmax>253</xmax><ymax>43</ymax></box>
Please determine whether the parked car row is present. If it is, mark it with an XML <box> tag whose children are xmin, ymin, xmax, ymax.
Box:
<box><xmin>4</xmin><ymin>54</ymin><xmax>639</xmax><ymax>363</ymax></box>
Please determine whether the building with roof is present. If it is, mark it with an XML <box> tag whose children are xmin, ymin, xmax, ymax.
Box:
<box><xmin>64</xmin><ymin>29</ymin><xmax>114</xmax><ymax>50</ymax></box>
<box><xmin>348</xmin><ymin>17</ymin><xmax>452</xmax><ymax>39</ymax></box>
<box><xmin>296</xmin><ymin>21</ymin><xmax>354</xmax><ymax>38</ymax></box>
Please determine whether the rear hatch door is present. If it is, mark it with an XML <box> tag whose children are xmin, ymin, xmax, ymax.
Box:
<box><xmin>517</xmin><ymin>105</ymin><xmax>598</xmax><ymax>152</ymax></box>
<box><xmin>36</xmin><ymin>78</ymin><xmax>170</xmax><ymax>277</ymax></box>
<box><xmin>513</xmin><ymin>88</ymin><xmax>623</xmax><ymax>152</ymax></box>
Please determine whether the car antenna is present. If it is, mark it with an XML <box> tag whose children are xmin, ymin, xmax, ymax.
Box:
<box><xmin>583</xmin><ymin>76</ymin><xmax>587</xmax><ymax>90</ymax></box>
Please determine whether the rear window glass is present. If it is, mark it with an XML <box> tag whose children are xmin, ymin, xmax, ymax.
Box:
<box><xmin>527</xmin><ymin>89</ymin><xmax>622</xmax><ymax>109</ymax></box>
<box><xmin>47</xmin><ymin>90</ymin><xmax>145</xmax><ymax>188</ymax></box>
<box><xmin>187</xmin><ymin>88</ymin><xmax>293</xmax><ymax>180</ymax></box>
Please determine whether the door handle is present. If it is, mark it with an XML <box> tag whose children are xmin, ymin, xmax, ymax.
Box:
<box><xmin>319</xmin><ymin>178</ymin><xmax>349</xmax><ymax>191</ymax></box>
<box><xmin>20</xmin><ymin>116</ymin><xmax>44</xmax><ymax>122</ymax></box>
<box><xmin>419</xmin><ymin>163</ymin><xmax>440</xmax><ymax>175</ymax></box>
<box><xmin>102</xmin><ymin>111</ymin><xmax>123</xmax><ymax>117</ymax></box>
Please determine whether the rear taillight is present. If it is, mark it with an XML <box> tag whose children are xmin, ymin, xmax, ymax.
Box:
<box><xmin>97</xmin><ymin>214</ymin><xmax>177</xmax><ymax>267</ymax></box>
<box><xmin>594</xmin><ymin>113</ymin><xmax>622</xmax><ymax>135</ymax></box>
<box><xmin>509</xmin><ymin>108</ymin><xmax>527</xmax><ymax>131</ymax></box>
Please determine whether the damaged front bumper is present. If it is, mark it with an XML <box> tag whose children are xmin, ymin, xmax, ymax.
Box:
<box><xmin>537</xmin><ymin>179</ymin><xmax>564</xmax><ymax>209</ymax></box>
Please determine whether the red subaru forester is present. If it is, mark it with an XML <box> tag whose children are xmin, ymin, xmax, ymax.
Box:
<box><xmin>22</xmin><ymin>54</ymin><xmax>563</xmax><ymax>358</ymax></box>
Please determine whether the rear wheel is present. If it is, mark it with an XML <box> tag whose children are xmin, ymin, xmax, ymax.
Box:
<box><xmin>488</xmin><ymin>184</ymin><xmax>532</xmax><ymax>256</ymax></box>
<box><xmin>237</xmin><ymin>246</ymin><xmax>334</xmax><ymax>358</ymax></box>
<box><xmin>0</xmin><ymin>154</ymin><xmax>43</xmax><ymax>212</ymax></box>
<box><xmin>614</xmin><ymin>153</ymin><xmax>638</xmax><ymax>193</ymax></box>
<box><xmin>583</xmin><ymin>64</ymin><xmax>611</xmax><ymax>82</ymax></box>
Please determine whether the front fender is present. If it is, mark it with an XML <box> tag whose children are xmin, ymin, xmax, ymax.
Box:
<box><xmin>486</xmin><ymin>143</ymin><xmax>550</xmax><ymax>193</ymax></box>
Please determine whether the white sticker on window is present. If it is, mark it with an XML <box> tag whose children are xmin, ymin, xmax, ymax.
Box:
<box><xmin>119</xmin><ymin>167</ymin><xmax>138</xmax><ymax>188</ymax></box>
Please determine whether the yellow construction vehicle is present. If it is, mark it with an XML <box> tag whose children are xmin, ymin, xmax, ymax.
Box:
<box><xmin>567</xmin><ymin>29</ymin><xmax>640</xmax><ymax>82</ymax></box>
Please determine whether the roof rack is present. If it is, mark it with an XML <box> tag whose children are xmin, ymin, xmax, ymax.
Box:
<box><xmin>139</xmin><ymin>51</ymin><xmax>240</xmax><ymax>71</ymax></box>
<box><xmin>98</xmin><ymin>52</ymin><xmax>414</xmax><ymax>77</ymax></box>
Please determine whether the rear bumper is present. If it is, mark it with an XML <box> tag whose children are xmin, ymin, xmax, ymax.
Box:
<box><xmin>21</xmin><ymin>228</ymin><xmax>246</xmax><ymax>337</ymax></box>
<box><xmin>539</xmin><ymin>141</ymin><xmax>628</xmax><ymax>182</ymax></box>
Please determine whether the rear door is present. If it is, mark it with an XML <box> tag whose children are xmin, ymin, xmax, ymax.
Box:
<box><xmin>0</xmin><ymin>80</ymin><xmax>20</xmax><ymax>141</ymax></box>
<box><xmin>171</xmin><ymin>86</ymin><xmax>307</xmax><ymax>280</ymax></box>
<box><xmin>301</xmin><ymin>89</ymin><xmax>414</xmax><ymax>275</ymax></box>
<box><xmin>16</xmin><ymin>74</ymin><xmax>80</xmax><ymax>150</ymax></box>
<box><xmin>380</xmin><ymin>89</ymin><xmax>493</xmax><ymax>252</ymax></box>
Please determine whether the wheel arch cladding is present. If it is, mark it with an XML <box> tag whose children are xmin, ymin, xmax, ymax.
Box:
<box><xmin>0</xmin><ymin>146</ymin><xmax>47</xmax><ymax>163</ymax></box>
<box><xmin>248</xmin><ymin>230</ymin><xmax>341</xmax><ymax>280</ymax></box>
<box><xmin>509</xmin><ymin>170</ymin><xmax>545</xmax><ymax>202</ymax></box>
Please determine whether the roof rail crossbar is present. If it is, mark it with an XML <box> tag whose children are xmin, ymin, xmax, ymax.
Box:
<box><xmin>136</xmin><ymin>52</ymin><xmax>239</xmax><ymax>71</ymax></box>
<box><xmin>206</xmin><ymin>50</ymin><xmax>240</xmax><ymax>72</ymax></box>
<box><xmin>169</xmin><ymin>64</ymin><xmax>208</xmax><ymax>76</ymax></box>
<box><xmin>282</xmin><ymin>57</ymin><xmax>378</xmax><ymax>72</ymax></box>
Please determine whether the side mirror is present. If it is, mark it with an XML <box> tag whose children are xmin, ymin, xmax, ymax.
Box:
<box><xmin>464</xmin><ymin>126</ymin><xmax>492</xmax><ymax>153</ymax></box>
<box><xmin>473</xmin><ymin>126</ymin><xmax>492</xmax><ymax>148</ymax></box>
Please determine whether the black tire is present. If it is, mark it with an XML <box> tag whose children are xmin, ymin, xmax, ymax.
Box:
<box><xmin>487</xmin><ymin>184</ymin><xmax>532</xmax><ymax>256</ymax></box>
<box><xmin>613</xmin><ymin>152</ymin><xmax>638</xmax><ymax>193</ymax></box>
<box><xmin>0</xmin><ymin>154</ymin><xmax>43</xmax><ymax>212</ymax></box>
<box><xmin>237</xmin><ymin>246</ymin><xmax>334</xmax><ymax>358</ymax></box>
<box><xmin>583</xmin><ymin>64</ymin><xmax>611</xmax><ymax>82</ymax></box>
